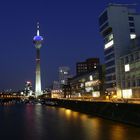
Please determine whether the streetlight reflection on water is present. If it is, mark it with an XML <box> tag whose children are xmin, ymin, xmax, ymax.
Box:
<box><xmin>1</xmin><ymin>105</ymin><xmax>139</xmax><ymax>140</ymax></box>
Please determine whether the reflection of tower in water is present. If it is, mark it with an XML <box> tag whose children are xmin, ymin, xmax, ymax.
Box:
<box><xmin>33</xmin><ymin>22</ymin><xmax>43</xmax><ymax>96</ymax></box>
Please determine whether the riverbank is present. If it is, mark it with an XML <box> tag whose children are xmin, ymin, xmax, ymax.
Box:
<box><xmin>43</xmin><ymin>98</ymin><xmax>140</xmax><ymax>126</ymax></box>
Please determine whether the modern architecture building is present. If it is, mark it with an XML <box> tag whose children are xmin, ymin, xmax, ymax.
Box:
<box><xmin>76</xmin><ymin>58</ymin><xmax>100</xmax><ymax>75</ymax></box>
<box><xmin>120</xmin><ymin>37</ymin><xmax>140</xmax><ymax>98</ymax></box>
<box><xmin>70</xmin><ymin>68</ymin><xmax>103</xmax><ymax>98</ymax></box>
<box><xmin>59</xmin><ymin>66</ymin><xmax>71</xmax><ymax>86</ymax></box>
<box><xmin>99</xmin><ymin>4</ymin><xmax>140</xmax><ymax>97</ymax></box>
<box><xmin>33</xmin><ymin>23</ymin><xmax>43</xmax><ymax>96</ymax></box>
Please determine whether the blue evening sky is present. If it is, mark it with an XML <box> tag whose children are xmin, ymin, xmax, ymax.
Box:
<box><xmin>0</xmin><ymin>0</ymin><xmax>139</xmax><ymax>90</ymax></box>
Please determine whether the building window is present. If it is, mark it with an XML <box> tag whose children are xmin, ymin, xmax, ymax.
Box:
<box><xmin>104</xmin><ymin>47</ymin><xmax>114</xmax><ymax>55</ymax></box>
<box><xmin>122</xmin><ymin>81</ymin><xmax>125</xmax><ymax>88</ymax></box>
<box><xmin>137</xmin><ymin>79</ymin><xmax>140</xmax><ymax>86</ymax></box>
<box><xmin>120</xmin><ymin>58</ymin><xmax>124</xmax><ymax>65</ymax></box>
<box><xmin>89</xmin><ymin>75</ymin><xmax>93</xmax><ymax>81</ymax></box>
<box><xmin>125</xmin><ymin>56</ymin><xmax>129</xmax><ymax>64</ymax></box>
<box><xmin>104</xmin><ymin>40</ymin><xmax>114</xmax><ymax>49</ymax></box>
<box><xmin>106</xmin><ymin>67</ymin><xmax>115</xmax><ymax>74</ymax></box>
<box><xmin>125</xmin><ymin>64</ymin><xmax>130</xmax><ymax>72</ymax></box>
<box><xmin>130</xmin><ymin>34</ymin><xmax>136</xmax><ymax>39</ymax></box>
<box><xmin>64</xmin><ymin>71</ymin><xmax>68</xmax><ymax>74</ymax></box>
<box><xmin>100</xmin><ymin>22</ymin><xmax>109</xmax><ymax>32</ymax></box>
<box><xmin>99</xmin><ymin>11</ymin><xmax>108</xmax><ymax>26</ymax></box>
<box><xmin>129</xmin><ymin>22</ymin><xmax>135</xmax><ymax>27</ymax></box>
<box><xmin>106</xmin><ymin>75</ymin><xmax>116</xmax><ymax>81</ymax></box>
<box><xmin>106</xmin><ymin>83</ymin><xmax>116</xmax><ymax>88</ymax></box>
<box><xmin>130</xmin><ymin>54</ymin><xmax>134</xmax><ymax>62</ymax></box>
<box><xmin>122</xmin><ymin>89</ymin><xmax>132</xmax><ymax>98</ymax></box>
<box><xmin>105</xmin><ymin>53</ymin><xmax>115</xmax><ymax>61</ymax></box>
<box><xmin>130</xmin><ymin>28</ymin><xmax>135</xmax><ymax>33</ymax></box>
<box><xmin>106</xmin><ymin>60</ymin><xmax>115</xmax><ymax>67</ymax></box>
<box><xmin>128</xmin><ymin>17</ymin><xmax>134</xmax><ymax>21</ymax></box>
<box><xmin>132</xmin><ymin>80</ymin><xmax>136</xmax><ymax>87</ymax></box>
<box><xmin>102</xmin><ymin>27</ymin><xmax>112</xmax><ymax>37</ymax></box>
<box><xmin>135</xmin><ymin>52</ymin><xmax>139</xmax><ymax>60</ymax></box>
<box><xmin>127</xmin><ymin>81</ymin><xmax>131</xmax><ymax>88</ymax></box>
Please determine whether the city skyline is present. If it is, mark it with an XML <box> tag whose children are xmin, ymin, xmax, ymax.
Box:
<box><xmin>0</xmin><ymin>0</ymin><xmax>140</xmax><ymax>91</ymax></box>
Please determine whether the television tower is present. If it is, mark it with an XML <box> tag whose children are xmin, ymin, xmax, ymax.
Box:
<box><xmin>33</xmin><ymin>22</ymin><xmax>43</xmax><ymax>97</ymax></box>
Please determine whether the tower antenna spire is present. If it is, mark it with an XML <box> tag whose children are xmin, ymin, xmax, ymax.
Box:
<box><xmin>37</xmin><ymin>22</ymin><xmax>40</xmax><ymax>36</ymax></box>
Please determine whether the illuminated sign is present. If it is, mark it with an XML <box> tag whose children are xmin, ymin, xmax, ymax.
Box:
<box><xmin>122</xmin><ymin>89</ymin><xmax>132</xmax><ymax>98</ymax></box>
<box><xmin>125</xmin><ymin>64</ymin><xmax>130</xmax><ymax>72</ymax></box>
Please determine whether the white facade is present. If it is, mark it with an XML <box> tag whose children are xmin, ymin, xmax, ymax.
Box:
<box><xmin>99</xmin><ymin>4</ymin><xmax>140</xmax><ymax>97</ymax></box>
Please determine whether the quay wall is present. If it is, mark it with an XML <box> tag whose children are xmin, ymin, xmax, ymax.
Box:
<box><xmin>45</xmin><ymin>98</ymin><xmax>140</xmax><ymax>126</ymax></box>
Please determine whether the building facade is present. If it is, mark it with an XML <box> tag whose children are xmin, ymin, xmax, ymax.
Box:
<box><xmin>70</xmin><ymin>66</ymin><xmax>103</xmax><ymax>98</ymax></box>
<box><xmin>99</xmin><ymin>4</ymin><xmax>140</xmax><ymax>97</ymax></box>
<box><xmin>120</xmin><ymin>37</ymin><xmax>140</xmax><ymax>98</ymax></box>
<box><xmin>53</xmin><ymin>81</ymin><xmax>60</xmax><ymax>90</ymax></box>
<box><xmin>76</xmin><ymin>58</ymin><xmax>100</xmax><ymax>75</ymax></box>
<box><xmin>59</xmin><ymin>66</ymin><xmax>71</xmax><ymax>86</ymax></box>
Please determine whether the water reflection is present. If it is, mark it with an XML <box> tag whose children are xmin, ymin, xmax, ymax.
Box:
<box><xmin>0</xmin><ymin>105</ymin><xmax>139</xmax><ymax>140</ymax></box>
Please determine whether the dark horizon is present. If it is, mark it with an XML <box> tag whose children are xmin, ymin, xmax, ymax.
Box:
<box><xmin>0</xmin><ymin>0</ymin><xmax>140</xmax><ymax>91</ymax></box>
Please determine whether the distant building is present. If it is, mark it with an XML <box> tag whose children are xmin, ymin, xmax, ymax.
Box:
<box><xmin>62</xmin><ymin>84</ymin><xmax>71</xmax><ymax>98</ymax></box>
<box><xmin>24</xmin><ymin>81</ymin><xmax>32</xmax><ymax>96</ymax></box>
<box><xmin>120</xmin><ymin>37</ymin><xmax>140</xmax><ymax>98</ymax></box>
<box><xmin>99</xmin><ymin>4</ymin><xmax>140</xmax><ymax>97</ymax></box>
<box><xmin>76</xmin><ymin>58</ymin><xmax>100</xmax><ymax>75</ymax></box>
<box><xmin>53</xmin><ymin>81</ymin><xmax>60</xmax><ymax>90</ymax></box>
<box><xmin>59</xmin><ymin>66</ymin><xmax>72</xmax><ymax>86</ymax></box>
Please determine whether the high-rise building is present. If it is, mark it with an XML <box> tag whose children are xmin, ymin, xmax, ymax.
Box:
<box><xmin>99</xmin><ymin>4</ymin><xmax>140</xmax><ymax>97</ymax></box>
<box><xmin>76</xmin><ymin>58</ymin><xmax>100</xmax><ymax>75</ymax></box>
<box><xmin>33</xmin><ymin>23</ymin><xmax>43</xmax><ymax>96</ymax></box>
<box><xmin>59</xmin><ymin>67</ymin><xmax>71</xmax><ymax>86</ymax></box>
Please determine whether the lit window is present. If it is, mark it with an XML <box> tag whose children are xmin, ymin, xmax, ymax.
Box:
<box><xmin>92</xmin><ymin>91</ymin><xmax>100</xmax><ymax>97</ymax></box>
<box><xmin>130</xmin><ymin>34</ymin><xmax>136</xmax><ymax>39</ymax></box>
<box><xmin>80</xmin><ymin>83</ymin><xmax>84</xmax><ymax>87</ymax></box>
<box><xmin>122</xmin><ymin>89</ymin><xmax>132</xmax><ymax>98</ymax></box>
<box><xmin>61</xmin><ymin>80</ymin><xmax>65</xmax><ymax>84</ymax></box>
<box><xmin>64</xmin><ymin>71</ymin><xmax>68</xmax><ymax>74</ymax></box>
<box><xmin>125</xmin><ymin>64</ymin><xmax>130</xmax><ymax>72</ymax></box>
<box><xmin>104</xmin><ymin>40</ymin><xmax>114</xmax><ymax>49</ymax></box>
<box><xmin>108</xmin><ymin>34</ymin><xmax>113</xmax><ymax>41</ymax></box>
<box><xmin>89</xmin><ymin>75</ymin><xmax>93</xmax><ymax>81</ymax></box>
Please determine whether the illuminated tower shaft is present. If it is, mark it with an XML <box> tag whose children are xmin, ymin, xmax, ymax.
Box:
<box><xmin>35</xmin><ymin>49</ymin><xmax>41</xmax><ymax>95</ymax></box>
<box><xmin>33</xmin><ymin>23</ymin><xmax>43</xmax><ymax>96</ymax></box>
